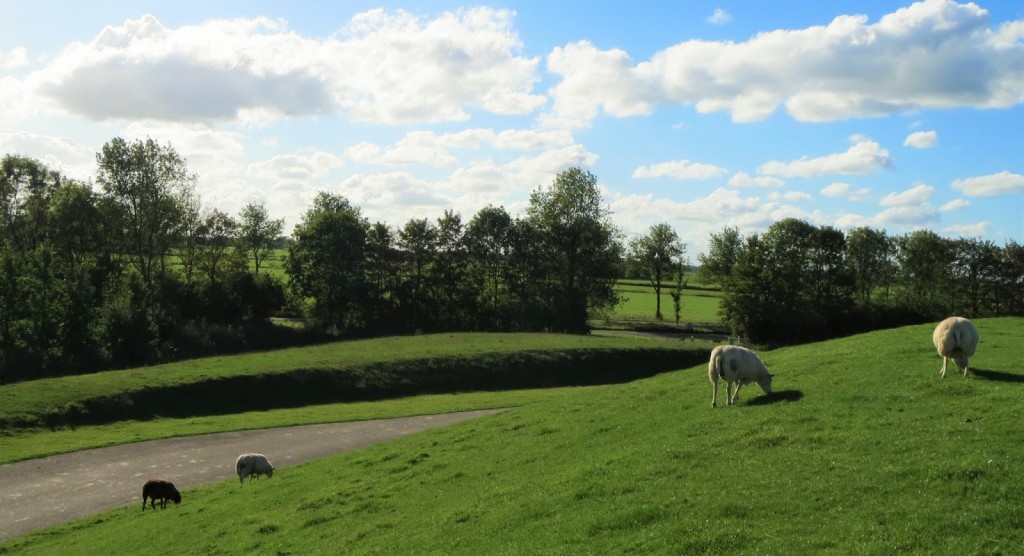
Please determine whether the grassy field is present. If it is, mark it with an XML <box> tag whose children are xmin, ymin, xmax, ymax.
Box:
<box><xmin>2</xmin><ymin>317</ymin><xmax>1021</xmax><ymax>554</ymax></box>
<box><xmin>609</xmin><ymin>277</ymin><xmax>723</xmax><ymax>325</ymax></box>
<box><xmin>0</xmin><ymin>333</ymin><xmax>708</xmax><ymax>457</ymax></box>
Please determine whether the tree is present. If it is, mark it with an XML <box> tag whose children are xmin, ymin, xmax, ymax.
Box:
<box><xmin>397</xmin><ymin>217</ymin><xmax>438</xmax><ymax>330</ymax></box>
<box><xmin>96</xmin><ymin>137</ymin><xmax>196</xmax><ymax>286</ymax></box>
<box><xmin>1</xmin><ymin>155</ymin><xmax>63</xmax><ymax>250</ymax></box>
<box><xmin>196</xmin><ymin>209</ymin><xmax>240</xmax><ymax>284</ymax></box>
<box><xmin>285</xmin><ymin>192</ymin><xmax>369</xmax><ymax>332</ymax></box>
<box><xmin>465</xmin><ymin>206</ymin><xmax>516</xmax><ymax>329</ymax></box>
<box><xmin>628</xmin><ymin>223</ymin><xmax>686</xmax><ymax>320</ymax></box>
<box><xmin>239</xmin><ymin>201</ymin><xmax>284</xmax><ymax>275</ymax></box>
<box><xmin>524</xmin><ymin>167</ymin><xmax>622</xmax><ymax>332</ymax></box>
<box><xmin>846</xmin><ymin>227</ymin><xmax>894</xmax><ymax>307</ymax></box>
<box><xmin>698</xmin><ymin>226</ymin><xmax>742</xmax><ymax>285</ymax></box>
<box><xmin>895</xmin><ymin>230</ymin><xmax>954</xmax><ymax>317</ymax></box>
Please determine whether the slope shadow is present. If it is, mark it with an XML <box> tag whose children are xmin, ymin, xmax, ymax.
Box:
<box><xmin>746</xmin><ymin>389</ymin><xmax>804</xmax><ymax>405</ymax></box>
<box><xmin>971</xmin><ymin>368</ymin><xmax>1024</xmax><ymax>383</ymax></box>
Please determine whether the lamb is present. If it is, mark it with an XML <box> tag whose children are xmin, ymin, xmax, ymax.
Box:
<box><xmin>708</xmin><ymin>345</ymin><xmax>773</xmax><ymax>408</ymax></box>
<box><xmin>236</xmin><ymin>453</ymin><xmax>275</xmax><ymax>484</ymax></box>
<box><xmin>932</xmin><ymin>316</ymin><xmax>980</xmax><ymax>378</ymax></box>
<box><xmin>141</xmin><ymin>479</ymin><xmax>181</xmax><ymax>510</ymax></box>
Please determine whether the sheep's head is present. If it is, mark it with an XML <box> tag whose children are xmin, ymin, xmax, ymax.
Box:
<box><xmin>758</xmin><ymin>373</ymin><xmax>774</xmax><ymax>394</ymax></box>
<box><xmin>171</xmin><ymin>491</ymin><xmax>181</xmax><ymax>505</ymax></box>
<box><xmin>266</xmin><ymin>468</ymin><xmax>274</xmax><ymax>479</ymax></box>
<box><xmin>955</xmin><ymin>354</ymin><xmax>971</xmax><ymax>372</ymax></box>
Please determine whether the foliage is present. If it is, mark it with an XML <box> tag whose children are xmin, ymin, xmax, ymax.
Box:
<box><xmin>238</xmin><ymin>201</ymin><xmax>284</xmax><ymax>275</ymax></box>
<box><xmin>715</xmin><ymin>220</ymin><xmax>1023</xmax><ymax>344</ymax></box>
<box><xmin>627</xmin><ymin>223</ymin><xmax>687</xmax><ymax>320</ymax></box>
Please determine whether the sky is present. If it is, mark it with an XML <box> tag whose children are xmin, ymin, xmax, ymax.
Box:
<box><xmin>1</xmin><ymin>0</ymin><xmax>1022</xmax><ymax>256</ymax></box>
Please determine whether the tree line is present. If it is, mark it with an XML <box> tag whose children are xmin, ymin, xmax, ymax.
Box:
<box><xmin>0</xmin><ymin>140</ymin><xmax>623</xmax><ymax>383</ymax></box>
<box><xmin>700</xmin><ymin>219</ymin><xmax>1024</xmax><ymax>345</ymax></box>
<box><xmin>3</xmin><ymin>137</ymin><xmax>1020</xmax><ymax>383</ymax></box>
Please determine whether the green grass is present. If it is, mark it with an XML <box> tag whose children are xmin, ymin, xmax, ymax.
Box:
<box><xmin>610</xmin><ymin>277</ymin><xmax>723</xmax><ymax>324</ymax></box>
<box><xmin>0</xmin><ymin>332</ymin><xmax>706</xmax><ymax>440</ymax></box>
<box><xmin>3</xmin><ymin>318</ymin><xmax>1022</xmax><ymax>554</ymax></box>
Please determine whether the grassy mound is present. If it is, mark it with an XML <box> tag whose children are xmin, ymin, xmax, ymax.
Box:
<box><xmin>0</xmin><ymin>333</ymin><xmax>708</xmax><ymax>430</ymax></box>
<box><xmin>3</xmin><ymin>318</ymin><xmax>1022</xmax><ymax>554</ymax></box>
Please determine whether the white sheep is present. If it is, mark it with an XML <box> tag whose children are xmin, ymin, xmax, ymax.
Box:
<box><xmin>235</xmin><ymin>453</ymin><xmax>275</xmax><ymax>484</ymax></box>
<box><xmin>932</xmin><ymin>316</ymin><xmax>980</xmax><ymax>378</ymax></box>
<box><xmin>708</xmin><ymin>345</ymin><xmax>773</xmax><ymax>408</ymax></box>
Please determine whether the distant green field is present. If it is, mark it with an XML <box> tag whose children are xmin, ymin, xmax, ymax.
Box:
<box><xmin>609</xmin><ymin>277</ymin><xmax>723</xmax><ymax>325</ymax></box>
<box><xmin>3</xmin><ymin>318</ymin><xmax>1020</xmax><ymax>554</ymax></box>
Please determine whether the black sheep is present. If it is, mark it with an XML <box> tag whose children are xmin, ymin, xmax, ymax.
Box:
<box><xmin>141</xmin><ymin>479</ymin><xmax>181</xmax><ymax>510</ymax></box>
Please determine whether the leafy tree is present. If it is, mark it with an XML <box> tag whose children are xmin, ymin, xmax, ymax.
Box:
<box><xmin>951</xmin><ymin>238</ymin><xmax>1000</xmax><ymax>316</ymax></box>
<box><xmin>895</xmin><ymin>230</ymin><xmax>954</xmax><ymax>317</ymax></box>
<box><xmin>365</xmin><ymin>222</ymin><xmax>401</xmax><ymax>328</ymax></box>
<box><xmin>524</xmin><ymin>167</ymin><xmax>622</xmax><ymax>332</ymax></box>
<box><xmin>286</xmin><ymin>192</ymin><xmax>369</xmax><ymax>332</ymax></box>
<box><xmin>464</xmin><ymin>206</ymin><xmax>516</xmax><ymax>329</ymax></box>
<box><xmin>49</xmin><ymin>179</ymin><xmax>104</xmax><ymax>268</ymax></box>
<box><xmin>196</xmin><ymin>209</ymin><xmax>240</xmax><ymax>284</ymax></box>
<box><xmin>238</xmin><ymin>201</ymin><xmax>284</xmax><ymax>275</ymax></box>
<box><xmin>846</xmin><ymin>227</ymin><xmax>895</xmax><ymax>307</ymax></box>
<box><xmin>96</xmin><ymin>137</ymin><xmax>196</xmax><ymax>286</ymax></box>
<box><xmin>1</xmin><ymin>155</ymin><xmax>63</xmax><ymax>250</ymax></box>
<box><xmin>698</xmin><ymin>226</ymin><xmax>741</xmax><ymax>285</ymax></box>
<box><xmin>432</xmin><ymin>210</ymin><xmax>471</xmax><ymax>329</ymax></box>
<box><xmin>397</xmin><ymin>217</ymin><xmax>438</xmax><ymax>330</ymax></box>
<box><xmin>628</xmin><ymin>223</ymin><xmax>686</xmax><ymax>320</ymax></box>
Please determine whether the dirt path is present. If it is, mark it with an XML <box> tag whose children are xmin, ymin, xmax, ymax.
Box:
<box><xmin>0</xmin><ymin>408</ymin><xmax>507</xmax><ymax>542</ymax></box>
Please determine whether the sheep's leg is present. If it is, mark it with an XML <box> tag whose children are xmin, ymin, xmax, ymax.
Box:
<box><xmin>940</xmin><ymin>357</ymin><xmax>948</xmax><ymax>378</ymax></box>
<box><xmin>712</xmin><ymin>379</ymin><xmax>719</xmax><ymax>408</ymax></box>
<box><xmin>731</xmin><ymin>382</ymin><xmax>743</xmax><ymax>405</ymax></box>
<box><xmin>141</xmin><ymin>497</ymin><xmax>147</xmax><ymax>511</ymax></box>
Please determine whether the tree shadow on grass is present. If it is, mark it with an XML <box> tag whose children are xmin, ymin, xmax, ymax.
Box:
<box><xmin>971</xmin><ymin>368</ymin><xmax>1024</xmax><ymax>383</ymax></box>
<box><xmin>746</xmin><ymin>389</ymin><xmax>804</xmax><ymax>406</ymax></box>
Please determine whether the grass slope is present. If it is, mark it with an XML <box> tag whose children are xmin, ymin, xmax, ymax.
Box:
<box><xmin>3</xmin><ymin>318</ymin><xmax>1023</xmax><ymax>554</ymax></box>
<box><xmin>0</xmin><ymin>333</ymin><xmax>705</xmax><ymax>430</ymax></box>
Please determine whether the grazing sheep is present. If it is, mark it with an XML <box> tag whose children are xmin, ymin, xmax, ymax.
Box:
<box><xmin>708</xmin><ymin>345</ymin><xmax>773</xmax><ymax>408</ymax></box>
<box><xmin>933</xmin><ymin>316</ymin><xmax>980</xmax><ymax>378</ymax></box>
<box><xmin>236</xmin><ymin>453</ymin><xmax>275</xmax><ymax>484</ymax></box>
<box><xmin>141</xmin><ymin>479</ymin><xmax>181</xmax><ymax>510</ymax></box>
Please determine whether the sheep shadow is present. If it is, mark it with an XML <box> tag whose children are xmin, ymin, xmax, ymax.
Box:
<box><xmin>746</xmin><ymin>389</ymin><xmax>804</xmax><ymax>406</ymax></box>
<box><xmin>971</xmin><ymin>368</ymin><xmax>1024</xmax><ymax>383</ymax></box>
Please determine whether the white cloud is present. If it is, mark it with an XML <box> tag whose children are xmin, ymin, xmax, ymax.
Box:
<box><xmin>873</xmin><ymin>204</ymin><xmax>939</xmax><ymax>227</ymax></box>
<box><xmin>770</xmin><ymin>191</ymin><xmax>813</xmax><ymax>201</ymax></box>
<box><xmin>758</xmin><ymin>136</ymin><xmax>892</xmax><ymax>177</ymax></box>
<box><xmin>1</xmin><ymin>47</ymin><xmax>28</xmax><ymax>69</ymax></box>
<box><xmin>820</xmin><ymin>182</ymin><xmax>851</xmax><ymax>197</ymax></box>
<box><xmin>0</xmin><ymin>131</ymin><xmax>95</xmax><ymax>181</ymax></box>
<box><xmin>880</xmin><ymin>183</ymin><xmax>934</xmax><ymax>206</ymax></box>
<box><xmin>729</xmin><ymin>172</ymin><xmax>784</xmax><ymax>187</ymax></box>
<box><xmin>903</xmin><ymin>130</ymin><xmax>938</xmax><ymax>148</ymax></box>
<box><xmin>943</xmin><ymin>221</ymin><xmax>989</xmax><ymax>237</ymax></box>
<box><xmin>544</xmin><ymin>1</ymin><xmax>1024</xmax><ymax>126</ymax></box>
<box><xmin>939</xmin><ymin>198</ymin><xmax>970</xmax><ymax>211</ymax></box>
<box><xmin>246</xmin><ymin>151</ymin><xmax>343</xmax><ymax>182</ymax></box>
<box><xmin>14</xmin><ymin>9</ymin><xmax>544</xmax><ymax>125</ymax></box>
<box><xmin>345</xmin><ymin>131</ymin><xmax>458</xmax><ymax>167</ymax></box>
<box><xmin>708</xmin><ymin>8</ymin><xmax>732</xmax><ymax>25</ymax></box>
<box><xmin>633</xmin><ymin>159</ymin><xmax>729</xmax><ymax>180</ymax></box>
<box><xmin>951</xmin><ymin>171</ymin><xmax>1024</xmax><ymax>196</ymax></box>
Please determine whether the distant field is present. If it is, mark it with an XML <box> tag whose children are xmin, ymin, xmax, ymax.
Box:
<box><xmin>609</xmin><ymin>276</ymin><xmax>723</xmax><ymax>325</ymax></box>
<box><xmin>3</xmin><ymin>317</ymin><xmax>1020</xmax><ymax>554</ymax></box>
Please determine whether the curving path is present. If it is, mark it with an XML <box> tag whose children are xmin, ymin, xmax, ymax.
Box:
<box><xmin>0</xmin><ymin>408</ymin><xmax>506</xmax><ymax>542</ymax></box>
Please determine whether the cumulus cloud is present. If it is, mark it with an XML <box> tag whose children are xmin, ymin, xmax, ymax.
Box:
<box><xmin>729</xmin><ymin>172</ymin><xmax>784</xmax><ymax>187</ymax></box>
<box><xmin>939</xmin><ymin>198</ymin><xmax>970</xmax><ymax>211</ymax></box>
<box><xmin>943</xmin><ymin>221</ymin><xmax>989</xmax><ymax>237</ymax></box>
<box><xmin>770</xmin><ymin>191</ymin><xmax>812</xmax><ymax>201</ymax></box>
<box><xmin>2</xmin><ymin>47</ymin><xmax>29</xmax><ymax>69</ymax></box>
<box><xmin>14</xmin><ymin>9</ymin><xmax>544</xmax><ymax>125</ymax></box>
<box><xmin>0</xmin><ymin>131</ymin><xmax>95</xmax><ymax>180</ymax></box>
<box><xmin>632</xmin><ymin>160</ymin><xmax>729</xmax><ymax>180</ymax></box>
<box><xmin>708</xmin><ymin>8</ymin><xmax>732</xmax><ymax>25</ymax></box>
<box><xmin>820</xmin><ymin>182</ymin><xmax>851</xmax><ymax>197</ymax></box>
<box><xmin>544</xmin><ymin>0</ymin><xmax>1024</xmax><ymax>126</ymax></box>
<box><xmin>246</xmin><ymin>151</ymin><xmax>343</xmax><ymax>182</ymax></box>
<box><xmin>951</xmin><ymin>171</ymin><xmax>1024</xmax><ymax>196</ymax></box>
<box><xmin>758</xmin><ymin>136</ymin><xmax>892</xmax><ymax>177</ymax></box>
<box><xmin>903</xmin><ymin>130</ymin><xmax>938</xmax><ymax>148</ymax></box>
<box><xmin>880</xmin><ymin>183</ymin><xmax>935</xmax><ymax>206</ymax></box>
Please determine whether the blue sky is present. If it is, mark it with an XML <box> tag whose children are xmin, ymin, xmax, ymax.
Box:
<box><xmin>1</xmin><ymin>0</ymin><xmax>1022</xmax><ymax>256</ymax></box>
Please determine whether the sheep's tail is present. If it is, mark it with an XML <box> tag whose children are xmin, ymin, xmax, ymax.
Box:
<box><xmin>236</xmin><ymin>458</ymin><xmax>245</xmax><ymax>476</ymax></box>
<box><xmin>708</xmin><ymin>349</ymin><xmax>722</xmax><ymax>382</ymax></box>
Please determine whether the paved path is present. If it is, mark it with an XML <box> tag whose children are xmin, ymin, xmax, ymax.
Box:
<box><xmin>0</xmin><ymin>408</ymin><xmax>506</xmax><ymax>542</ymax></box>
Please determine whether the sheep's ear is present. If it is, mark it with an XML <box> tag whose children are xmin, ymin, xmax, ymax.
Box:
<box><xmin>769</xmin><ymin>373</ymin><xmax>775</xmax><ymax>377</ymax></box>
